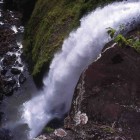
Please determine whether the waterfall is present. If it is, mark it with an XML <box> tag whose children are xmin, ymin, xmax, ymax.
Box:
<box><xmin>22</xmin><ymin>1</ymin><xmax>140</xmax><ymax>139</ymax></box>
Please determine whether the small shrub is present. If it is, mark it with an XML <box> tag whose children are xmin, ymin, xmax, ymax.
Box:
<box><xmin>114</xmin><ymin>34</ymin><xmax>128</xmax><ymax>47</ymax></box>
<box><xmin>107</xmin><ymin>27</ymin><xmax>140</xmax><ymax>52</ymax></box>
<box><xmin>43</xmin><ymin>127</ymin><xmax>54</xmax><ymax>133</ymax></box>
<box><xmin>106</xmin><ymin>27</ymin><xmax>116</xmax><ymax>38</ymax></box>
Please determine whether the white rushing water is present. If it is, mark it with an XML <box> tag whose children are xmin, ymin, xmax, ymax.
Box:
<box><xmin>21</xmin><ymin>1</ymin><xmax>140</xmax><ymax>139</ymax></box>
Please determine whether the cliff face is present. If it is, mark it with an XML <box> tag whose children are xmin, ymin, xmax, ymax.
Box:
<box><xmin>67</xmin><ymin>46</ymin><xmax>140</xmax><ymax>139</ymax></box>
<box><xmin>23</xmin><ymin>0</ymin><xmax>118</xmax><ymax>78</ymax></box>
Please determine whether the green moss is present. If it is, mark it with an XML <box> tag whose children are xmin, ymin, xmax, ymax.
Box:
<box><xmin>42</xmin><ymin>127</ymin><xmax>54</xmax><ymax>133</ymax></box>
<box><xmin>114</xmin><ymin>34</ymin><xmax>128</xmax><ymax>47</ymax></box>
<box><xmin>23</xmin><ymin>0</ymin><xmax>117</xmax><ymax>76</ymax></box>
<box><xmin>103</xmin><ymin>126</ymin><xmax>115</xmax><ymax>133</ymax></box>
<box><xmin>127</xmin><ymin>38</ymin><xmax>140</xmax><ymax>53</ymax></box>
<box><xmin>107</xmin><ymin>27</ymin><xmax>140</xmax><ymax>53</ymax></box>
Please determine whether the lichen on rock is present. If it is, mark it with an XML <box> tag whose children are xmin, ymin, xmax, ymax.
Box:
<box><xmin>54</xmin><ymin>128</ymin><xmax>67</xmax><ymax>138</ymax></box>
<box><xmin>74</xmin><ymin>111</ymin><xmax>88</xmax><ymax>125</ymax></box>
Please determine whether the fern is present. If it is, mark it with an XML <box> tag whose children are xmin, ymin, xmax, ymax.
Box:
<box><xmin>114</xmin><ymin>34</ymin><xmax>128</xmax><ymax>47</ymax></box>
<box><xmin>106</xmin><ymin>27</ymin><xmax>116</xmax><ymax>38</ymax></box>
<box><xmin>107</xmin><ymin>27</ymin><xmax>140</xmax><ymax>53</ymax></box>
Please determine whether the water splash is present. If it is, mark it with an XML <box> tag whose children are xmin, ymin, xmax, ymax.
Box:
<box><xmin>22</xmin><ymin>1</ymin><xmax>140</xmax><ymax>139</ymax></box>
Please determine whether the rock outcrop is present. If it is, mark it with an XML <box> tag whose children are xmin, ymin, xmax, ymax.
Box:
<box><xmin>63</xmin><ymin>32</ymin><xmax>140</xmax><ymax>139</ymax></box>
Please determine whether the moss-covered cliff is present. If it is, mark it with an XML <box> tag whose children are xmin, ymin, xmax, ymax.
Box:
<box><xmin>23</xmin><ymin>0</ymin><xmax>118</xmax><ymax>77</ymax></box>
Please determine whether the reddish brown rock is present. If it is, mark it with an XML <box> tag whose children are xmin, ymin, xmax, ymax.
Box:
<box><xmin>43</xmin><ymin>43</ymin><xmax>140</xmax><ymax>140</ymax></box>
<box><xmin>65</xmin><ymin>43</ymin><xmax>140</xmax><ymax>139</ymax></box>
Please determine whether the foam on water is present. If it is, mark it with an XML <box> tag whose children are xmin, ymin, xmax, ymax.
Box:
<box><xmin>11</xmin><ymin>25</ymin><xmax>18</xmax><ymax>34</ymax></box>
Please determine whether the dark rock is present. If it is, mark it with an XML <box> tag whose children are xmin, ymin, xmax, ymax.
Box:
<box><xmin>0</xmin><ymin>112</ymin><xmax>4</xmax><ymax>123</ymax></box>
<box><xmin>2</xmin><ymin>10</ymin><xmax>21</xmax><ymax>26</ymax></box>
<box><xmin>0</xmin><ymin>128</ymin><xmax>13</xmax><ymax>140</ymax></box>
<box><xmin>6</xmin><ymin>78</ymin><xmax>16</xmax><ymax>86</ymax></box>
<box><xmin>111</xmin><ymin>54</ymin><xmax>123</xmax><ymax>64</ymax></box>
<box><xmin>0</xmin><ymin>26</ymin><xmax>17</xmax><ymax>57</ymax></box>
<box><xmin>18</xmin><ymin>63</ymin><xmax>23</xmax><ymax>67</ymax></box>
<box><xmin>19</xmin><ymin>73</ymin><xmax>26</xmax><ymax>84</ymax></box>
<box><xmin>11</xmin><ymin>68</ymin><xmax>21</xmax><ymax>75</ymax></box>
<box><xmin>0</xmin><ymin>43</ymin><xmax>11</xmax><ymax>56</ymax></box>
<box><xmin>1</xmin><ymin>69</ymin><xmax>8</xmax><ymax>75</ymax></box>
<box><xmin>2</xmin><ymin>54</ymin><xmax>16</xmax><ymax>67</ymax></box>
<box><xmin>5</xmin><ymin>0</ymin><xmax>37</xmax><ymax>24</ymax></box>
<box><xmin>15</xmin><ymin>61</ymin><xmax>23</xmax><ymax>67</ymax></box>
<box><xmin>11</xmin><ymin>44</ymin><xmax>19</xmax><ymax>51</ymax></box>
<box><xmin>0</xmin><ymin>76</ymin><xmax>5</xmax><ymax>97</ymax></box>
<box><xmin>0</xmin><ymin>76</ymin><xmax>16</xmax><ymax>96</ymax></box>
<box><xmin>0</xmin><ymin>93</ymin><xmax>3</xmax><ymax>101</ymax></box>
<box><xmin>3</xmin><ymin>85</ymin><xmax>13</xmax><ymax>96</ymax></box>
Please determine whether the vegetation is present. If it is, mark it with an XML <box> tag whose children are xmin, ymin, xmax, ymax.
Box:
<box><xmin>42</xmin><ymin>127</ymin><xmax>54</xmax><ymax>133</ymax></box>
<box><xmin>106</xmin><ymin>27</ymin><xmax>116</xmax><ymax>38</ymax></box>
<box><xmin>107</xmin><ymin>27</ymin><xmax>140</xmax><ymax>53</ymax></box>
<box><xmin>23</xmin><ymin>0</ymin><xmax>117</xmax><ymax>77</ymax></box>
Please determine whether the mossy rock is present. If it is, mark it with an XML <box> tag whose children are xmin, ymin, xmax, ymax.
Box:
<box><xmin>42</xmin><ymin>127</ymin><xmax>54</xmax><ymax>133</ymax></box>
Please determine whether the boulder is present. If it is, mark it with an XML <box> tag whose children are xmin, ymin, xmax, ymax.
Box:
<box><xmin>1</xmin><ymin>68</ymin><xmax>8</xmax><ymax>75</ymax></box>
<box><xmin>2</xmin><ymin>54</ymin><xmax>16</xmax><ymax>67</ymax></box>
<box><xmin>11</xmin><ymin>67</ymin><xmax>21</xmax><ymax>75</ymax></box>
<box><xmin>3</xmin><ymin>85</ymin><xmax>13</xmax><ymax>96</ymax></box>
<box><xmin>0</xmin><ymin>93</ymin><xmax>3</xmax><ymax>101</ymax></box>
<box><xmin>19</xmin><ymin>73</ymin><xmax>26</xmax><ymax>84</ymax></box>
<box><xmin>0</xmin><ymin>128</ymin><xmax>13</xmax><ymax>140</ymax></box>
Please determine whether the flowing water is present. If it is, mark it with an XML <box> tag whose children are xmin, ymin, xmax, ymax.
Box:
<box><xmin>0</xmin><ymin>0</ymin><xmax>37</xmax><ymax>139</ymax></box>
<box><xmin>1</xmin><ymin>0</ymin><xmax>140</xmax><ymax>140</ymax></box>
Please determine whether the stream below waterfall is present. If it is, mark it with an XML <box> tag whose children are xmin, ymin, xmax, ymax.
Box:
<box><xmin>0</xmin><ymin>0</ymin><xmax>140</xmax><ymax>140</ymax></box>
<box><xmin>0</xmin><ymin>0</ymin><xmax>37</xmax><ymax>139</ymax></box>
